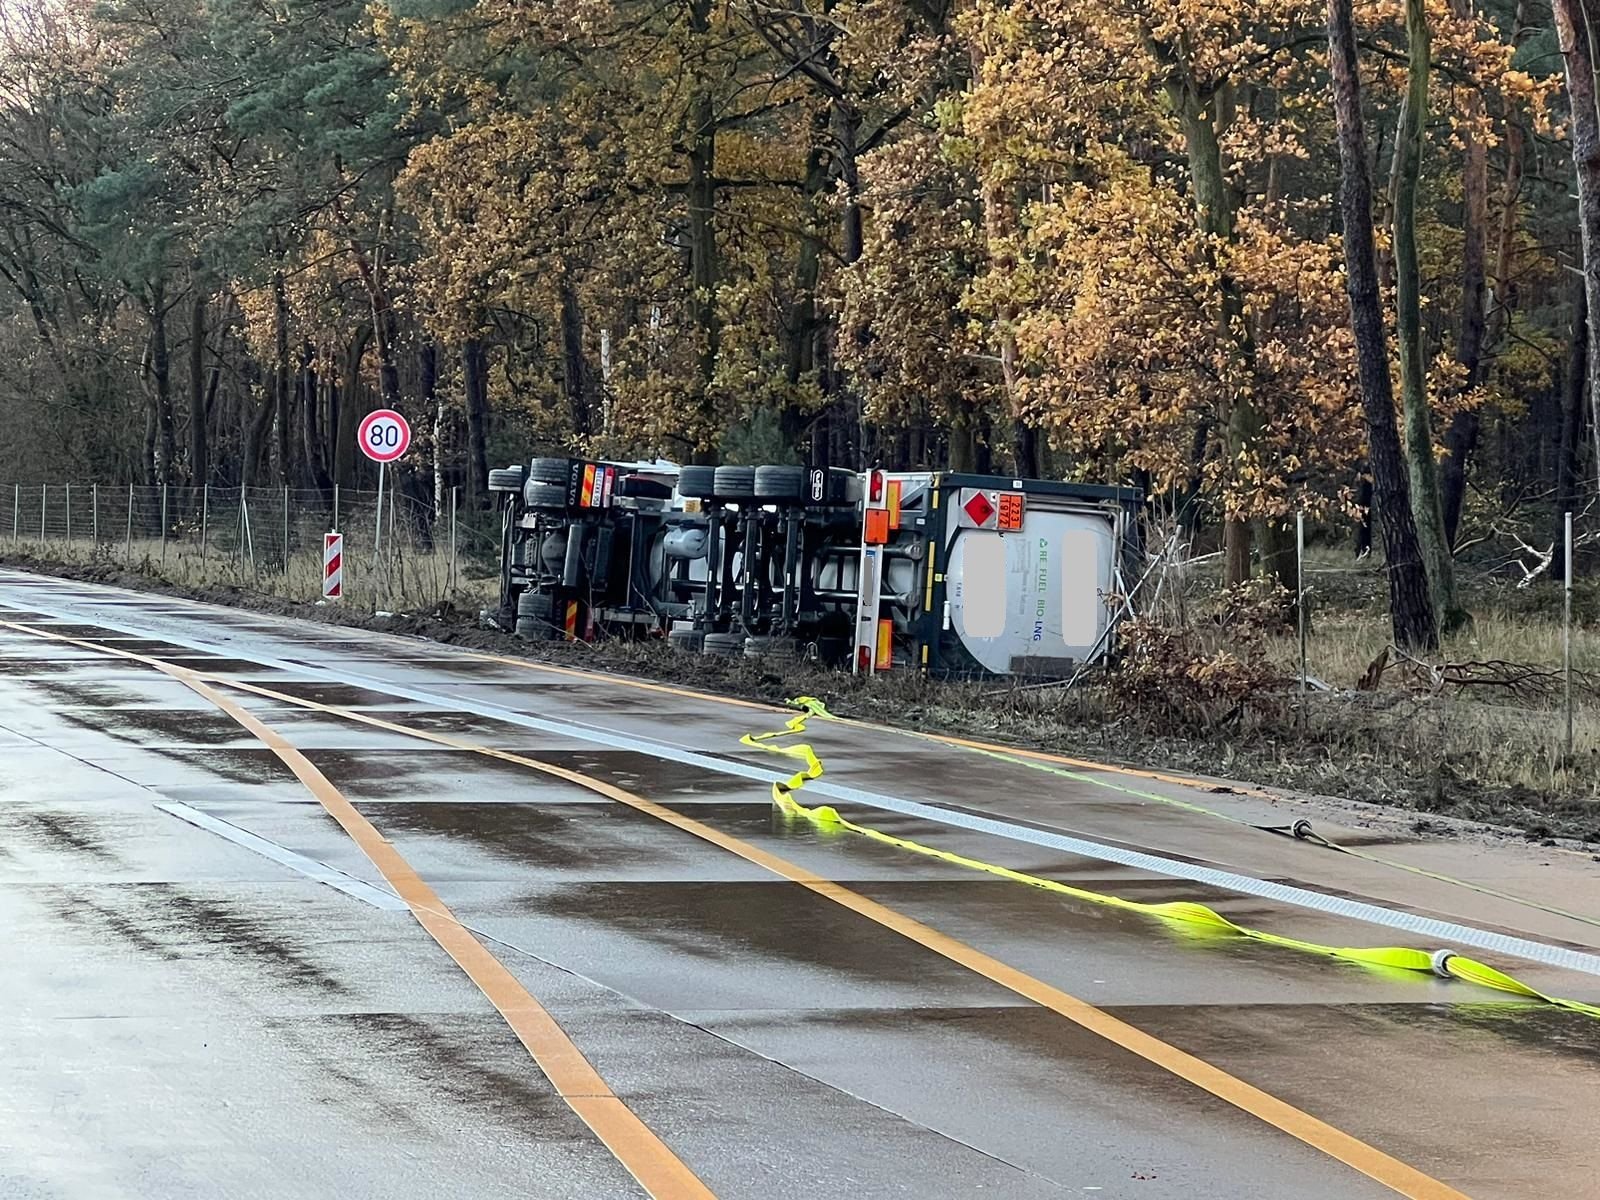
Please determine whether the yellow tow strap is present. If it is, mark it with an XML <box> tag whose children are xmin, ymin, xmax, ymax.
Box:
<box><xmin>740</xmin><ymin>698</ymin><xmax>1600</xmax><ymax>1020</ymax></box>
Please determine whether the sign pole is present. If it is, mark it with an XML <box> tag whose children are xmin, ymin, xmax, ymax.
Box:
<box><xmin>1564</xmin><ymin>510</ymin><xmax>1574</xmax><ymax>762</ymax></box>
<box><xmin>450</xmin><ymin>484</ymin><xmax>458</xmax><ymax>594</ymax></box>
<box><xmin>374</xmin><ymin>460</ymin><xmax>386</xmax><ymax>565</ymax></box>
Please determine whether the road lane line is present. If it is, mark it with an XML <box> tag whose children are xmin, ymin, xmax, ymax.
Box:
<box><xmin>155</xmin><ymin>801</ymin><xmax>411</xmax><ymax>911</ymax></box>
<box><xmin>0</xmin><ymin>613</ymin><xmax>1483</xmax><ymax>1195</ymax></box>
<box><xmin>0</xmin><ymin>620</ymin><xmax>716</xmax><ymax>1200</ymax></box>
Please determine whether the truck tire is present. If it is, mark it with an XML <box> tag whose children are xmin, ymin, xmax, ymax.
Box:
<box><xmin>753</xmin><ymin>465</ymin><xmax>806</xmax><ymax>501</ymax></box>
<box><xmin>702</xmin><ymin>630</ymin><xmax>744</xmax><ymax>657</ymax></box>
<box><xmin>677</xmin><ymin>465</ymin><xmax>717</xmax><ymax>499</ymax></box>
<box><xmin>517</xmin><ymin>590</ymin><xmax>555</xmax><ymax>619</ymax></box>
<box><xmin>488</xmin><ymin>466</ymin><xmax>524</xmax><ymax>493</ymax></box>
<box><xmin>713</xmin><ymin>466</ymin><xmax>756</xmax><ymax>500</ymax></box>
<box><xmin>743</xmin><ymin>634</ymin><xmax>798</xmax><ymax>660</ymax></box>
<box><xmin>668</xmin><ymin>626</ymin><xmax>705</xmax><ymax>654</ymax></box>
<box><xmin>523</xmin><ymin>481</ymin><xmax>567</xmax><ymax>510</ymax></box>
<box><xmin>527</xmin><ymin>457</ymin><xmax>570</xmax><ymax>485</ymax></box>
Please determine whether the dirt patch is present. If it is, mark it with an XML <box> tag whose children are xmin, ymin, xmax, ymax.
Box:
<box><xmin>4</xmin><ymin>547</ymin><xmax>1597</xmax><ymax>848</ymax></box>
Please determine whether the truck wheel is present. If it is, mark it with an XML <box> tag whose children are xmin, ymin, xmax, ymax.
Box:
<box><xmin>712</xmin><ymin>466</ymin><xmax>756</xmax><ymax>500</ymax></box>
<box><xmin>516</xmin><ymin>616</ymin><xmax>559</xmax><ymax>641</ymax></box>
<box><xmin>517</xmin><ymin>590</ymin><xmax>555</xmax><ymax>619</ymax></box>
<box><xmin>702</xmin><ymin>630</ymin><xmax>744</xmax><ymax>657</ymax></box>
<box><xmin>523</xmin><ymin>481</ymin><xmax>567</xmax><ymax>510</ymax></box>
<box><xmin>753</xmin><ymin>465</ymin><xmax>806</xmax><ymax>501</ymax></box>
<box><xmin>677</xmin><ymin>465</ymin><xmax>717</xmax><ymax>499</ymax></box>
<box><xmin>668</xmin><ymin>626</ymin><xmax>705</xmax><ymax>654</ymax></box>
<box><xmin>527</xmin><ymin>457</ymin><xmax>570</xmax><ymax>485</ymax></box>
<box><xmin>743</xmin><ymin>635</ymin><xmax>798</xmax><ymax>660</ymax></box>
<box><xmin>488</xmin><ymin>466</ymin><xmax>525</xmax><ymax>493</ymax></box>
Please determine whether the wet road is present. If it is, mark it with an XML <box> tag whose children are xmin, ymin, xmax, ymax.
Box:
<box><xmin>1</xmin><ymin>571</ymin><xmax>1597</xmax><ymax>1200</ymax></box>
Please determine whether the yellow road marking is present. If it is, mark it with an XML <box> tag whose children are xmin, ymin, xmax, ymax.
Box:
<box><xmin>0</xmin><ymin>619</ymin><xmax>714</xmax><ymax>1200</ymax></box>
<box><xmin>2</xmin><ymin>617</ymin><xmax>1471</xmax><ymax>1199</ymax></box>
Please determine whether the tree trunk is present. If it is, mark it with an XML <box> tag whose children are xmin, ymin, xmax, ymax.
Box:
<box><xmin>1257</xmin><ymin>516</ymin><xmax>1299</xmax><ymax>618</ymax></box>
<box><xmin>421</xmin><ymin>341</ymin><xmax>441</xmax><ymax>515</ymax></box>
<box><xmin>334</xmin><ymin>325</ymin><xmax>372</xmax><ymax>488</ymax></box>
<box><xmin>1171</xmin><ymin>78</ymin><xmax>1272</xmax><ymax>589</ymax></box>
<box><xmin>1559</xmin><ymin>285</ymin><xmax>1587</xmax><ymax>540</ymax></box>
<box><xmin>241</xmin><ymin>378</ymin><xmax>276</xmax><ymax>490</ymax></box>
<box><xmin>558</xmin><ymin>275</ymin><xmax>590</xmax><ymax>441</ymax></box>
<box><xmin>780</xmin><ymin>111</ymin><xmax>831</xmax><ymax>454</ymax></box>
<box><xmin>1390</xmin><ymin>0</ymin><xmax>1462</xmax><ymax>630</ymax></box>
<box><xmin>302</xmin><ymin>341</ymin><xmax>333</xmax><ymax>499</ymax></box>
<box><xmin>1328</xmin><ymin>0</ymin><xmax>1438</xmax><ymax>649</ymax></box>
<box><xmin>273</xmin><ymin>271</ymin><xmax>291</xmax><ymax>486</ymax></box>
<box><xmin>1557</xmin><ymin>0</ymin><xmax>1600</xmax><ymax>504</ymax></box>
<box><xmin>145</xmin><ymin>283</ymin><xmax>176</xmax><ymax>487</ymax></box>
<box><xmin>836</xmin><ymin>101</ymin><xmax>864</xmax><ymax>265</ymax></box>
<box><xmin>188</xmin><ymin>288</ymin><xmax>207</xmax><ymax>488</ymax></box>
<box><xmin>1439</xmin><ymin>8</ymin><xmax>1491</xmax><ymax>546</ymax></box>
<box><xmin>687</xmin><ymin>1</ymin><xmax>720</xmax><ymax>465</ymax></box>
<box><xmin>463</xmin><ymin>338</ymin><xmax>490</xmax><ymax>506</ymax></box>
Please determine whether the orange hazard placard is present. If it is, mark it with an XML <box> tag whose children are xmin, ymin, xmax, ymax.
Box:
<box><xmin>997</xmin><ymin>492</ymin><xmax>1024</xmax><ymax>531</ymax></box>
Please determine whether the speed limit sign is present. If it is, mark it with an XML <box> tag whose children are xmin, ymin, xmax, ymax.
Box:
<box><xmin>358</xmin><ymin>409</ymin><xmax>411</xmax><ymax>463</ymax></box>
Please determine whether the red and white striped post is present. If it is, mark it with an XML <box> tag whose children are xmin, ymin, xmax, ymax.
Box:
<box><xmin>323</xmin><ymin>532</ymin><xmax>343</xmax><ymax>600</ymax></box>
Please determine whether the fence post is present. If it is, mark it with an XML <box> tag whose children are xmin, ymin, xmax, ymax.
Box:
<box><xmin>242</xmin><ymin>490</ymin><xmax>256</xmax><ymax>577</ymax></box>
<box><xmin>237</xmin><ymin>489</ymin><xmax>245</xmax><ymax>579</ymax></box>
<box><xmin>282</xmin><ymin>484</ymin><xmax>290</xmax><ymax>575</ymax></box>
<box><xmin>1297</xmin><ymin>512</ymin><xmax>1307</xmax><ymax>702</ymax></box>
<box><xmin>39</xmin><ymin>484</ymin><xmax>46</xmax><ymax>546</ymax></box>
<box><xmin>1564</xmin><ymin>510</ymin><xmax>1574</xmax><ymax>761</ymax></box>
<box><xmin>126</xmin><ymin>484</ymin><xmax>133</xmax><ymax>560</ymax></box>
<box><xmin>12</xmin><ymin>484</ymin><xmax>17</xmax><ymax>542</ymax></box>
<box><xmin>450</xmin><ymin>485</ymin><xmax>458</xmax><ymax>594</ymax></box>
<box><xmin>92</xmin><ymin>484</ymin><xmax>98</xmax><ymax>544</ymax></box>
<box><xmin>65</xmin><ymin>483</ymin><xmax>71</xmax><ymax>545</ymax></box>
<box><xmin>160</xmin><ymin>484</ymin><xmax>169</xmax><ymax>562</ymax></box>
<box><xmin>201</xmin><ymin>484</ymin><xmax>209</xmax><ymax>571</ymax></box>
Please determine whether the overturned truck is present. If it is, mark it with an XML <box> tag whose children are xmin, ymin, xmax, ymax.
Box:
<box><xmin>488</xmin><ymin>457</ymin><xmax>1140</xmax><ymax>679</ymax></box>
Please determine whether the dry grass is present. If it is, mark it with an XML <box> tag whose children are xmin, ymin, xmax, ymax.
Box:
<box><xmin>13</xmin><ymin>534</ymin><xmax>497</xmax><ymax>613</ymax></box>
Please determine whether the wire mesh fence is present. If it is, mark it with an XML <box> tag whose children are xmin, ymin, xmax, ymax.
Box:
<box><xmin>1</xmin><ymin>483</ymin><xmax>504</xmax><ymax>612</ymax></box>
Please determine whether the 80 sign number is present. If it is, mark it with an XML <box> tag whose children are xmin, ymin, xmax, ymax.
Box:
<box><xmin>358</xmin><ymin>409</ymin><xmax>411</xmax><ymax>464</ymax></box>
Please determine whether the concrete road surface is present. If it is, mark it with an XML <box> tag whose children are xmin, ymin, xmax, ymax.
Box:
<box><xmin>1</xmin><ymin>569</ymin><xmax>1596</xmax><ymax>1200</ymax></box>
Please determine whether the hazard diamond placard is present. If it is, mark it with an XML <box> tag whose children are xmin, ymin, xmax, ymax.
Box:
<box><xmin>957</xmin><ymin>488</ymin><xmax>998</xmax><ymax>529</ymax></box>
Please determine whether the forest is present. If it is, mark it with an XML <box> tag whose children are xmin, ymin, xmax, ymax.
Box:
<box><xmin>0</xmin><ymin>0</ymin><xmax>1594</xmax><ymax>647</ymax></box>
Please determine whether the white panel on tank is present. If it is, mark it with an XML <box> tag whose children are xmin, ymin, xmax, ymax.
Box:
<box><xmin>1060</xmin><ymin>527</ymin><xmax>1102</xmax><ymax>646</ymax></box>
<box><xmin>957</xmin><ymin>532</ymin><xmax>1005</xmax><ymax>637</ymax></box>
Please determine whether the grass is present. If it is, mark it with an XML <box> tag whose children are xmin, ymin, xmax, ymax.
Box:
<box><xmin>3</xmin><ymin>533</ymin><xmax>498</xmax><ymax>613</ymax></box>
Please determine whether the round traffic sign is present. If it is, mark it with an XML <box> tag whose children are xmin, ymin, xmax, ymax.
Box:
<box><xmin>358</xmin><ymin>409</ymin><xmax>411</xmax><ymax>463</ymax></box>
